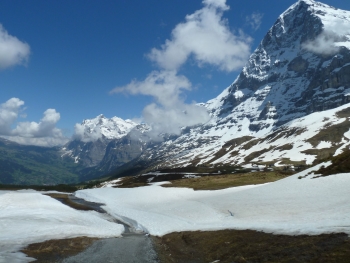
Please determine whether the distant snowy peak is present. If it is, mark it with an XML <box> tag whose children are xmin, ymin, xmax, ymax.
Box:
<box><xmin>79</xmin><ymin>114</ymin><xmax>138</xmax><ymax>141</ymax></box>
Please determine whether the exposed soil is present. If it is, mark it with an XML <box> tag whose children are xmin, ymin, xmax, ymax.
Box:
<box><xmin>44</xmin><ymin>193</ymin><xmax>98</xmax><ymax>211</ymax></box>
<box><xmin>152</xmin><ymin>230</ymin><xmax>350</xmax><ymax>263</ymax></box>
<box><xmin>22</xmin><ymin>237</ymin><xmax>98</xmax><ymax>263</ymax></box>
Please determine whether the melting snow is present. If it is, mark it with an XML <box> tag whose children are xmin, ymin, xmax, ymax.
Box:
<box><xmin>76</xmin><ymin>163</ymin><xmax>350</xmax><ymax>237</ymax></box>
<box><xmin>0</xmin><ymin>190</ymin><xmax>123</xmax><ymax>262</ymax></box>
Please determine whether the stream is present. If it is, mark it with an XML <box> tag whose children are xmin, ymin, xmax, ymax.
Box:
<box><xmin>57</xmin><ymin>194</ymin><xmax>159</xmax><ymax>263</ymax></box>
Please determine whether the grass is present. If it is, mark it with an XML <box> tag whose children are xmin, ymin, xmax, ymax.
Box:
<box><xmin>22</xmin><ymin>237</ymin><xmax>98</xmax><ymax>263</ymax></box>
<box><xmin>161</xmin><ymin>171</ymin><xmax>292</xmax><ymax>190</ymax></box>
<box><xmin>316</xmin><ymin>149</ymin><xmax>350</xmax><ymax>176</ymax></box>
<box><xmin>152</xmin><ymin>230</ymin><xmax>350</xmax><ymax>263</ymax></box>
<box><xmin>114</xmin><ymin>170</ymin><xmax>294</xmax><ymax>190</ymax></box>
<box><xmin>0</xmin><ymin>141</ymin><xmax>83</xmax><ymax>185</ymax></box>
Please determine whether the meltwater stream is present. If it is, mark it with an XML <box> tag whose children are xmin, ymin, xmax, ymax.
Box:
<box><xmin>59</xmin><ymin>194</ymin><xmax>159</xmax><ymax>263</ymax></box>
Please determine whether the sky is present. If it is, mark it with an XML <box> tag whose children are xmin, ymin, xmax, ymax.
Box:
<box><xmin>0</xmin><ymin>0</ymin><xmax>350</xmax><ymax>146</ymax></box>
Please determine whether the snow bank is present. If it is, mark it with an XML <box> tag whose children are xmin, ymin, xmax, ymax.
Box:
<box><xmin>0</xmin><ymin>190</ymin><xmax>124</xmax><ymax>263</ymax></box>
<box><xmin>77</xmin><ymin>163</ymin><xmax>350</xmax><ymax>237</ymax></box>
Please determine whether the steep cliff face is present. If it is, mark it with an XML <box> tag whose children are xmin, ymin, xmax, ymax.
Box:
<box><xmin>62</xmin><ymin>0</ymin><xmax>350</xmax><ymax>178</ymax></box>
<box><xmin>207</xmin><ymin>0</ymin><xmax>350</xmax><ymax>130</ymax></box>
<box><xmin>129</xmin><ymin>0</ymin><xmax>350</xmax><ymax>170</ymax></box>
<box><xmin>96</xmin><ymin>135</ymin><xmax>145</xmax><ymax>172</ymax></box>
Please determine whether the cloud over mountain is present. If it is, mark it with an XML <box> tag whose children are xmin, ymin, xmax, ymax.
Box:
<box><xmin>111</xmin><ymin>0</ymin><xmax>251</xmax><ymax>138</ymax></box>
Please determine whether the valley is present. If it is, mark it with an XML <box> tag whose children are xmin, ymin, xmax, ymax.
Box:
<box><xmin>1</xmin><ymin>0</ymin><xmax>350</xmax><ymax>262</ymax></box>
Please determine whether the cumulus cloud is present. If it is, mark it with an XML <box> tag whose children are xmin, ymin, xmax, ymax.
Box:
<box><xmin>147</xmin><ymin>0</ymin><xmax>252</xmax><ymax>72</ymax></box>
<box><xmin>142</xmin><ymin>102</ymin><xmax>210</xmax><ymax>140</ymax></box>
<box><xmin>302</xmin><ymin>20</ymin><xmax>350</xmax><ymax>55</ymax></box>
<box><xmin>0</xmin><ymin>98</ymin><xmax>24</xmax><ymax>135</ymax></box>
<box><xmin>246</xmin><ymin>12</ymin><xmax>263</xmax><ymax>31</ymax></box>
<box><xmin>0</xmin><ymin>24</ymin><xmax>30</xmax><ymax>70</ymax></box>
<box><xmin>0</xmin><ymin>98</ymin><xmax>67</xmax><ymax>147</ymax></box>
<box><xmin>12</xmin><ymin>109</ymin><xmax>62</xmax><ymax>138</ymax></box>
<box><xmin>111</xmin><ymin>70</ymin><xmax>210</xmax><ymax>139</ymax></box>
<box><xmin>112</xmin><ymin>0</ymin><xmax>251</xmax><ymax>138</ymax></box>
<box><xmin>111</xmin><ymin>70</ymin><xmax>192</xmax><ymax>107</ymax></box>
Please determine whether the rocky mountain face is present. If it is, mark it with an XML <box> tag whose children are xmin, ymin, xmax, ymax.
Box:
<box><xmin>118</xmin><ymin>0</ymin><xmax>350</xmax><ymax>172</ymax></box>
<box><xmin>8</xmin><ymin>0</ymin><xmax>350</xmax><ymax>185</ymax></box>
<box><xmin>61</xmin><ymin>114</ymin><xmax>150</xmax><ymax>174</ymax></box>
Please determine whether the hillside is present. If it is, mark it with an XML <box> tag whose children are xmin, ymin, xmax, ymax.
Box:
<box><xmin>0</xmin><ymin>138</ymin><xmax>83</xmax><ymax>185</ymax></box>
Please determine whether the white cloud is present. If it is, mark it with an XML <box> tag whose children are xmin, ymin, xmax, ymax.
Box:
<box><xmin>111</xmin><ymin>70</ymin><xmax>210</xmax><ymax>139</ymax></box>
<box><xmin>3</xmin><ymin>136</ymin><xmax>68</xmax><ymax>147</ymax></box>
<box><xmin>142</xmin><ymin>102</ymin><xmax>210</xmax><ymax>140</ymax></box>
<box><xmin>112</xmin><ymin>0</ymin><xmax>251</xmax><ymax>138</ymax></box>
<box><xmin>246</xmin><ymin>12</ymin><xmax>263</xmax><ymax>31</ymax></box>
<box><xmin>202</xmin><ymin>0</ymin><xmax>229</xmax><ymax>10</ymax></box>
<box><xmin>302</xmin><ymin>31</ymin><xmax>341</xmax><ymax>55</ymax></box>
<box><xmin>0</xmin><ymin>98</ymin><xmax>67</xmax><ymax>147</ymax></box>
<box><xmin>111</xmin><ymin>70</ymin><xmax>192</xmax><ymax>107</ymax></box>
<box><xmin>0</xmin><ymin>24</ymin><xmax>30</xmax><ymax>70</ymax></box>
<box><xmin>12</xmin><ymin>109</ymin><xmax>62</xmax><ymax>138</ymax></box>
<box><xmin>0</xmin><ymin>98</ymin><xmax>24</xmax><ymax>135</ymax></box>
<box><xmin>147</xmin><ymin>0</ymin><xmax>252</xmax><ymax>72</ymax></box>
<box><xmin>302</xmin><ymin>19</ymin><xmax>350</xmax><ymax>55</ymax></box>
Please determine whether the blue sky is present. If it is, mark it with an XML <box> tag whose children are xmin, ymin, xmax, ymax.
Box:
<box><xmin>0</xmin><ymin>0</ymin><xmax>349</xmax><ymax>146</ymax></box>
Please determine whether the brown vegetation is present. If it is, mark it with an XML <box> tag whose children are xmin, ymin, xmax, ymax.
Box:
<box><xmin>152</xmin><ymin>230</ymin><xmax>350</xmax><ymax>263</ymax></box>
<box><xmin>44</xmin><ymin>193</ymin><xmax>95</xmax><ymax>211</ymax></box>
<box><xmin>22</xmin><ymin>237</ymin><xmax>98</xmax><ymax>263</ymax></box>
<box><xmin>161</xmin><ymin>171</ymin><xmax>291</xmax><ymax>190</ymax></box>
<box><xmin>317</xmin><ymin>149</ymin><xmax>350</xmax><ymax>176</ymax></box>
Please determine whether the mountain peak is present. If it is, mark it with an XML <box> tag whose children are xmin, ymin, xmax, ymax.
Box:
<box><xmin>145</xmin><ymin>0</ymin><xmax>350</xmax><ymax>169</ymax></box>
<box><xmin>77</xmin><ymin>115</ymin><xmax>138</xmax><ymax>142</ymax></box>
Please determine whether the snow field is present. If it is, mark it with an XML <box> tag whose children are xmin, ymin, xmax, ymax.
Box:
<box><xmin>0</xmin><ymin>190</ymin><xmax>124</xmax><ymax>263</ymax></box>
<box><xmin>77</xmin><ymin>163</ymin><xmax>350</xmax><ymax>237</ymax></box>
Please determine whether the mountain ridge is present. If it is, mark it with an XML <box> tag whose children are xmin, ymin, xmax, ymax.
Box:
<box><xmin>111</xmin><ymin>0</ymin><xmax>350</xmax><ymax>173</ymax></box>
<box><xmin>2</xmin><ymin>0</ymin><xmax>350</xmax><ymax>185</ymax></box>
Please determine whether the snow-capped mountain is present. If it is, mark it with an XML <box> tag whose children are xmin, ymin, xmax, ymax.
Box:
<box><xmin>74</xmin><ymin>114</ymin><xmax>137</xmax><ymax>142</ymax></box>
<box><xmin>126</xmin><ymin>0</ymin><xmax>350</xmax><ymax>171</ymax></box>
<box><xmin>62</xmin><ymin>114</ymin><xmax>149</xmax><ymax>169</ymax></box>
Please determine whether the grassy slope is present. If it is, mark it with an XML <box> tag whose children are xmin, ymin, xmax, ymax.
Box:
<box><xmin>153</xmin><ymin>230</ymin><xmax>350</xmax><ymax>263</ymax></box>
<box><xmin>317</xmin><ymin>149</ymin><xmax>350</xmax><ymax>176</ymax></box>
<box><xmin>115</xmin><ymin>170</ymin><xmax>293</xmax><ymax>190</ymax></box>
<box><xmin>0</xmin><ymin>140</ymin><xmax>82</xmax><ymax>185</ymax></box>
<box><xmin>162</xmin><ymin>171</ymin><xmax>293</xmax><ymax>190</ymax></box>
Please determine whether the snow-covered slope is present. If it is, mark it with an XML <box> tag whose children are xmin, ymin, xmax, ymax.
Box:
<box><xmin>132</xmin><ymin>0</ymin><xmax>350</xmax><ymax>170</ymax></box>
<box><xmin>77</xmin><ymin>163</ymin><xmax>350</xmax><ymax>236</ymax></box>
